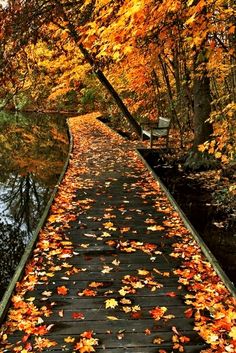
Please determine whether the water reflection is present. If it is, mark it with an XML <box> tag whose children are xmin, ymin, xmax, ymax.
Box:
<box><xmin>0</xmin><ymin>111</ymin><xmax>69</xmax><ymax>298</ymax></box>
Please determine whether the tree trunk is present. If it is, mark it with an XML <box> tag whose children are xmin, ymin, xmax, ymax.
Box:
<box><xmin>158</xmin><ymin>54</ymin><xmax>183</xmax><ymax>147</ymax></box>
<box><xmin>184</xmin><ymin>67</ymin><xmax>215</xmax><ymax>170</ymax></box>
<box><xmin>56</xmin><ymin>1</ymin><xmax>141</xmax><ymax>136</ymax></box>
<box><xmin>193</xmin><ymin>73</ymin><xmax>213</xmax><ymax>149</ymax></box>
<box><xmin>185</xmin><ymin>46</ymin><xmax>215</xmax><ymax>170</ymax></box>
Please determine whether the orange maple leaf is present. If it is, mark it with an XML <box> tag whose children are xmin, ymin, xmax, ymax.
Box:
<box><xmin>149</xmin><ymin>306</ymin><xmax>167</xmax><ymax>320</ymax></box>
<box><xmin>78</xmin><ymin>289</ymin><xmax>97</xmax><ymax>297</ymax></box>
<box><xmin>57</xmin><ymin>286</ymin><xmax>68</xmax><ymax>295</ymax></box>
<box><xmin>81</xmin><ymin>331</ymin><xmax>93</xmax><ymax>339</ymax></box>
<box><xmin>74</xmin><ymin>332</ymin><xmax>98</xmax><ymax>353</ymax></box>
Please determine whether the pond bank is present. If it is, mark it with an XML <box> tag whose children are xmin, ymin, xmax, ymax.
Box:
<box><xmin>0</xmin><ymin>111</ymin><xmax>69</xmax><ymax>299</ymax></box>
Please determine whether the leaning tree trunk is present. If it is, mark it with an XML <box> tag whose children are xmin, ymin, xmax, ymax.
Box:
<box><xmin>55</xmin><ymin>1</ymin><xmax>141</xmax><ymax>137</ymax></box>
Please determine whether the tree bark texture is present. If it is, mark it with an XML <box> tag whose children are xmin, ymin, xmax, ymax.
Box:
<box><xmin>193</xmin><ymin>73</ymin><xmax>213</xmax><ymax>148</ymax></box>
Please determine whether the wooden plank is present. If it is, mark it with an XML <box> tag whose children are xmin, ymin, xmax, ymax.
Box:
<box><xmin>31</xmin><ymin>296</ymin><xmax>187</xmax><ymax>309</ymax></box>
<box><xmin>42</xmin><ymin>306</ymin><xmax>191</xmax><ymax>321</ymax></box>
<box><xmin>40</xmin><ymin>347</ymin><xmax>206</xmax><ymax>353</ymax></box>
<box><xmin>0</xmin><ymin>115</ymin><xmax>234</xmax><ymax>353</ymax></box>
<box><xmin>38</xmin><ymin>346</ymin><xmax>207</xmax><ymax>353</ymax></box>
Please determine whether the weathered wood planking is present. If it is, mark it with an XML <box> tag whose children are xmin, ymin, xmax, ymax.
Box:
<box><xmin>0</xmin><ymin>114</ymin><xmax>234</xmax><ymax>353</ymax></box>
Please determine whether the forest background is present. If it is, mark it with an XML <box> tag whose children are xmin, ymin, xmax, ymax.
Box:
<box><xmin>0</xmin><ymin>0</ymin><xmax>235</xmax><ymax>171</ymax></box>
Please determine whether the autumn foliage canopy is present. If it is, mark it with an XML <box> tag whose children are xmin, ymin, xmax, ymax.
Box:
<box><xmin>0</xmin><ymin>0</ymin><xmax>235</xmax><ymax>162</ymax></box>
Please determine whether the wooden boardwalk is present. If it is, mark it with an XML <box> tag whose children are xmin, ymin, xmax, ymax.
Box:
<box><xmin>0</xmin><ymin>113</ymin><xmax>235</xmax><ymax>353</ymax></box>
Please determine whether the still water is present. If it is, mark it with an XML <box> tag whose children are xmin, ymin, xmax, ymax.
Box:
<box><xmin>0</xmin><ymin>111</ymin><xmax>69</xmax><ymax>299</ymax></box>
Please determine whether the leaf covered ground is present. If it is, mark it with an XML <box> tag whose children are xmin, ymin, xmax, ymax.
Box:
<box><xmin>0</xmin><ymin>113</ymin><xmax>235</xmax><ymax>353</ymax></box>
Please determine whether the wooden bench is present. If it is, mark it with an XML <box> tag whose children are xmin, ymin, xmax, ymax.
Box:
<box><xmin>141</xmin><ymin>116</ymin><xmax>171</xmax><ymax>148</ymax></box>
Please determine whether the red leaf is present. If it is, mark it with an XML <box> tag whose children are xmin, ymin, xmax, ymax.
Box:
<box><xmin>72</xmin><ymin>312</ymin><xmax>85</xmax><ymax>320</ymax></box>
<box><xmin>81</xmin><ymin>331</ymin><xmax>93</xmax><ymax>339</ymax></box>
<box><xmin>79</xmin><ymin>289</ymin><xmax>97</xmax><ymax>297</ymax></box>
<box><xmin>185</xmin><ymin>308</ymin><xmax>193</xmax><ymax>318</ymax></box>
<box><xmin>22</xmin><ymin>335</ymin><xmax>30</xmax><ymax>343</ymax></box>
<box><xmin>131</xmin><ymin>311</ymin><xmax>142</xmax><ymax>319</ymax></box>
<box><xmin>166</xmin><ymin>292</ymin><xmax>176</xmax><ymax>297</ymax></box>
<box><xmin>24</xmin><ymin>342</ymin><xmax>33</xmax><ymax>351</ymax></box>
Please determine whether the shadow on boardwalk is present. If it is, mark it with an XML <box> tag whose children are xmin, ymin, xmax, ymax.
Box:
<box><xmin>0</xmin><ymin>113</ymin><xmax>235</xmax><ymax>353</ymax></box>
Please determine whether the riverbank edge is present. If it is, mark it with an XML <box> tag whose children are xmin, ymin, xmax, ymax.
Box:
<box><xmin>136</xmin><ymin>148</ymin><xmax>236</xmax><ymax>298</ymax></box>
<box><xmin>0</xmin><ymin>118</ymin><xmax>74</xmax><ymax>324</ymax></box>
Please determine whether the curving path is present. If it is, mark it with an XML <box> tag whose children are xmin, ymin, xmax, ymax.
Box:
<box><xmin>0</xmin><ymin>113</ymin><xmax>235</xmax><ymax>353</ymax></box>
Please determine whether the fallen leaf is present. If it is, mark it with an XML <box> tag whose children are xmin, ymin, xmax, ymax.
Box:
<box><xmin>42</xmin><ymin>291</ymin><xmax>52</xmax><ymax>297</ymax></box>
<box><xmin>172</xmin><ymin>326</ymin><xmax>180</xmax><ymax>335</ymax></box>
<box><xmin>78</xmin><ymin>289</ymin><xmax>97</xmax><ymax>297</ymax></box>
<box><xmin>144</xmin><ymin>328</ymin><xmax>151</xmax><ymax>335</ymax></box>
<box><xmin>107</xmin><ymin>316</ymin><xmax>119</xmax><ymax>320</ymax></box>
<box><xmin>64</xmin><ymin>336</ymin><xmax>75</xmax><ymax>343</ymax></box>
<box><xmin>138</xmin><ymin>269</ymin><xmax>150</xmax><ymax>276</ymax></box>
<box><xmin>185</xmin><ymin>308</ymin><xmax>193</xmax><ymax>318</ymax></box>
<box><xmin>147</xmin><ymin>225</ymin><xmax>165</xmax><ymax>231</ymax></box>
<box><xmin>57</xmin><ymin>286</ymin><xmax>68</xmax><ymax>296</ymax></box>
<box><xmin>112</xmin><ymin>259</ymin><xmax>120</xmax><ymax>266</ymax></box>
<box><xmin>72</xmin><ymin>312</ymin><xmax>85</xmax><ymax>320</ymax></box>
<box><xmin>58</xmin><ymin>310</ymin><xmax>64</xmax><ymax>317</ymax></box>
<box><xmin>102</xmin><ymin>266</ymin><xmax>113</xmax><ymax>273</ymax></box>
<box><xmin>149</xmin><ymin>306</ymin><xmax>167</xmax><ymax>320</ymax></box>
<box><xmin>166</xmin><ymin>292</ymin><xmax>176</xmax><ymax>297</ymax></box>
<box><xmin>105</xmin><ymin>298</ymin><xmax>118</xmax><ymax>309</ymax></box>
<box><xmin>153</xmin><ymin>337</ymin><xmax>164</xmax><ymax>344</ymax></box>
<box><xmin>89</xmin><ymin>282</ymin><xmax>104</xmax><ymax>288</ymax></box>
<box><xmin>180</xmin><ymin>336</ymin><xmax>190</xmax><ymax>343</ymax></box>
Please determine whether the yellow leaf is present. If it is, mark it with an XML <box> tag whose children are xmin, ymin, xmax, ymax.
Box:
<box><xmin>101</xmin><ymin>232</ymin><xmax>111</xmax><ymax>237</ymax></box>
<box><xmin>26</xmin><ymin>297</ymin><xmax>35</xmax><ymax>302</ymax></box>
<box><xmin>153</xmin><ymin>337</ymin><xmax>164</xmax><ymax>345</ymax></box>
<box><xmin>120</xmin><ymin>298</ymin><xmax>131</xmax><ymax>305</ymax></box>
<box><xmin>185</xmin><ymin>14</ymin><xmax>196</xmax><ymax>25</ymax></box>
<box><xmin>113</xmin><ymin>52</ymin><xmax>120</xmax><ymax>60</ymax></box>
<box><xmin>198</xmin><ymin>144</ymin><xmax>206</xmax><ymax>152</ymax></box>
<box><xmin>64</xmin><ymin>336</ymin><xmax>75</xmax><ymax>343</ymax></box>
<box><xmin>229</xmin><ymin>326</ymin><xmax>236</xmax><ymax>339</ymax></box>
<box><xmin>124</xmin><ymin>46</ymin><xmax>133</xmax><ymax>55</ymax></box>
<box><xmin>105</xmin><ymin>298</ymin><xmax>118</xmax><ymax>309</ymax></box>
<box><xmin>147</xmin><ymin>225</ymin><xmax>164</xmax><ymax>231</ymax></box>
<box><xmin>187</xmin><ymin>0</ymin><xmax>194</xmax><ymax>6</ymax></box>
<box><xmin>107</xmin><ymin>316</ymin><xmax>119</xmax><ymax>320</ymax></box>
<box><xmin>122</xmin><ymin>306</ymin><xmax>132</xmax><ymax>313</ymax></box>
<box><xmin>138</xmin><ymin>269</ymin><xmax>150</xmax><ymax>276</ymax></box>
<box><xmin>215</xmin><ymin>151</ymin><xmax>222</xmax><ymax>159</ymax></box>
<box><xmin>48</xmin><ymin>215</ymin><xmax>60</xmax><ymax>223</ymax></box>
